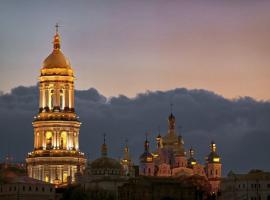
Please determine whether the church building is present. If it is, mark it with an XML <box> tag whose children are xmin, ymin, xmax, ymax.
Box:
<box><xmin>26</xmin><ymin>27</ymin><xmax>87</xmax><ymax>186</ymax></box>
<box><xmin>139</xmin><ymin>111</ymin><xmax>222</xmax><ymax>194</ymax></box>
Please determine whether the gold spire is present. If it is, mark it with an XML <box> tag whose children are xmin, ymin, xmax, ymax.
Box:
<box><xmin>53</xmin><ymin>23</ymin><xmax>61</xmax><ymax>50</ymax></box>
<box><xmin>189</xmin><ymin>147</ymin><xmax>194</xmax><ymax>158</ymax></box>
<box><xmin>210</xmin><ymin>141</ymin><xmax>217</xmax><ymax>152</ymax></box>
<box><xmin>168</xmin><ymin>103</ymin><xmax>176</xmax><ymax>132</ymax></box>
<box><xmin>101</xmin><ymin>133</ymin><xmax>108</xmax><ymax>157</ymax></box>
<box><xmin>144</xmin><ymin>132</ymin><xmax>150</xmax><ymax>151</ymax></box>
<box><xmin>123</xmin><ymin>139</ymin><xmax>130</xmax><ymax>160</ymax></box>
<box><xmin>41</xmin><ymin>24</ymin><xmax>73</xmax><ymax>75</ymax></box>
<box><xmin>207</xmin><ymin>141</ymin><xmax>221</xmax><ymax>163</ymax></box>
<box><xmin>188</xmin><ymin>147</ymin><xmax>197</xmax><ymax>167</ymax></box>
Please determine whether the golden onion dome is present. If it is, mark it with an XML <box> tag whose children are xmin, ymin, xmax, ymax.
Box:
<box><xmin>41</xmin><ymin>32</ymin><xmax>74</xmax><ymax>76</ymax></box>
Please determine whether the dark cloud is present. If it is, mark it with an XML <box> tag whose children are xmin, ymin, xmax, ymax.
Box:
<box><xmin>0</xmin><ymin>85</ymin><xmax>269</xmax><ymax>175</ymax></box>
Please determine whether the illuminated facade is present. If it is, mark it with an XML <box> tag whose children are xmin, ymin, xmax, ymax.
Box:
<box><xmin>26</xmin><ymin>28</ymin><xmax>87</xmax><ymax>186</ymax></box>
<box><xmin>139</xmin><ymin>111</ymin><xmax>222</xmax><ymax>194</ymax></box>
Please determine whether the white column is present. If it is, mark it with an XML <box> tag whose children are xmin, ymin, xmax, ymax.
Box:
<box><xmin>75</xmin><ymin>133</ymin><xmax>79</xmax><ymax>150</ymax></box>
<box><xmin>42</xmin><ymin>89</ymin><xmax>45</xmax><ymax>108</ymax></box>
<box><xmin>68</xmin><ymin>89</ymin><xmax>72</xmax><ymax>108</ymax></box>
<box><xmin>34</xmin><ymin>132</ymin><xmax>36</xmax><ymax>149</ymax></box>
<box><xmin>71</xmin><ymin>87</ymin><xmax>74</xmax><ymax>108</ymax></box>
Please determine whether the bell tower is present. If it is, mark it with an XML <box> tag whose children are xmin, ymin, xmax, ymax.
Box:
<box><xmin>139</xmin><ymin>134</ymin><xmax>154</xmax><ymax>176</ymax></box>
<box><xmin>26</xmin><ymin>26</ymin><xmax>87</xmax><ymax>186</ymax></box>
<box><xmin>206</xmin><ymin>141</ymin><xmax>222</xmax><ymax>194</ymax></box>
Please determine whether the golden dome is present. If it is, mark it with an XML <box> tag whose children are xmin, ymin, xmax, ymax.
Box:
<box><xmin>41</xmin><ymin>33</ymin><xmax>74</xmax><ymax>76</ymax></box>
<box><xmin>43</xmin><ymin>49</ymin><xmax>71</xmax><ymax>69</ymax></box>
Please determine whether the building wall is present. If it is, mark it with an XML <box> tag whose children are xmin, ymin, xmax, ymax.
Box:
<box><xmin>118</xmin><ymin>178</ymin><xmax>205</xmax><ymax>200</ymax></box>
<box><xmin>0</xmin><ymin>183</ymin><xmax>55</xmax><ymax>200</ymax></box>
<box><xmin>220</xmin><ymin>174</ymin><xmax>270</xmax><ymax>200</ymax></box>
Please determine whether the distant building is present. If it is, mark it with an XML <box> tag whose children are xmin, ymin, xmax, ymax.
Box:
<box><xmin>118</xmin><ymin>175</ymin><xmax>211</xmax><ymax>200</ymax></box>
<box><xmin>139</xmin><ymin>111</ymin><xmax>222</xmax><ymax>194</ymax></box>
<box><xmin>220</xmin><ymin>169</ymin><xmax>270</xmax><ymax>200</ymax></box>
<box><xmin>25</xmin><ymin>27</ymin><xmax>87</xmax><ymax>186</ymax></box>
<box><xmin>0</xmin><ymin>165</ymin><xmax>57</xmax><ymax>200</ymax></box>
<box><xmin>81</xmin><ymin>135</ymin><xmax>135</xmax><ymax>199</ymax></box>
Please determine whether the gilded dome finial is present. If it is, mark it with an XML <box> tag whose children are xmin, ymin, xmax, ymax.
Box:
<box><xmin>55</xmin><ymin>23</ymin><xmax>59</xmax><ymax>33</ymax></box>
<box><xmin>101</xmin><ymin>133</ymin><xmax>108</xmax><ymax>157</ymax></box>
<box><xmin>168</xmin><ymin>103</ymin><xmax>176</xmax><ymax>131</ymax></box>
<box><xmin>123</xmin><ymin>139</ymin><xmax>130</xmax><ymax>161</ymax></box>
<box><xmin>144</xmin><ymin>132</ymin><xmax>150</xmax><ymax>151</ymax></box>
<box><xmin>170</xmin><ymin>102</ymin><xmax>173</xmax><ymax>114</ymax></box>
<box><xmin>53</xmin><ymin>23</ymin><xmax>61</xmax><ymax>50</ymax></box>
<box><xmin>210</xmin><ymin>141</ymin><xmax>216</xmax><ymax>152</ymax></box>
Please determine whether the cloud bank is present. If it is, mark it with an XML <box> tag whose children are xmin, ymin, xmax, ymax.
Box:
<box><xmin>0</xmin><ymin>85</ymin><xmax>269</xmax><ymax>174</ymax></box>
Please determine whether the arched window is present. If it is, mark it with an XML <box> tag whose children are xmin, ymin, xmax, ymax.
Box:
<box><xmin>50</xmin><ymin>90</ymin><xmax>54</xmax><ymax>109</ymax></box>
<box><xmin>60</xmin><ymin>131</ymin><xmax>67</xmax><ymax>149</ymax></box>
<box><xmin>45</xmin><ymin>175</ymin><xmax>49</xmax><ymax>183</ymax></box>
<box><xmin>46</xmin><ymin>131</ymin><xmax>52</xmax><ymax>149</ymax></box>
<box><xmin>63</xmin><ymin>172</ymin><xmax>68</xmax><ymax>183</ymax></box>
<box><xmin>60</xmin><ymin>89</ymin><xmax>64</xmax><ymax>110</ymax></box>
<box><xmin>35</xmin><ymin>132</ymin><xmax>39</xmax><ymax>149</ymax></box>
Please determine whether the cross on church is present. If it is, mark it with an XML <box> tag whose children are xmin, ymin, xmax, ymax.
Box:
<box><xmin>103</xmin><ymin>133</ymin><xmax>106</xmax><ymax>144</ymax></box>
<box><xmin>55</xmin><ymin>23</ymin><xmax>60</xmax><ymax>33</ymax></box>
<box><xmin>170</xmin><ymin>103</ymin><xmax>174</xmax><ymax>113</ymax></box>
<box><xmin>145</xmin><ymin>131</ymin><xmax>150</xmax><ymax>141</ymax></box>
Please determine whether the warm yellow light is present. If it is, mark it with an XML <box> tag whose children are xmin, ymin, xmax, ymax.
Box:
<box><xmin>146</xmin><ymin>157</ymin><xmax>153</xmax><ymax>162</ymax></box>
<box><xmin>213</xmin><ymin>157</ymin><xmax>220</xmax><ymax>162</ymax></box>
<box><xmin>152</xmin><ymin>153</ymin><xmax>158</xmax><ymax>158</ymax></box>
<box><xmin>191</xmin><ymin>161</ymin><xmax>197</xmax><ymax>165</ymax></box>
<box><xmin>122</xmin><ymin>159</ymin><xmax>128</xmax><ymax>164</ymax></box>
<box><xmin>60</xmin><ymin>131</ymin><xmax>67</xmax><ymax>149</ymax></box>
<box><xmin>45</xmin><ymin>175</ymin><xmax>49</xmax><ymax>182</ymax></box>
<box><xmin>46</xmin><ymin>131</ymin><xmax>52</xmax><ymax>149</ymax></box>
<box><xmin>63</xmin><ymin>172</ymin><xmax>68</xmax><ymax>183</ymax></box>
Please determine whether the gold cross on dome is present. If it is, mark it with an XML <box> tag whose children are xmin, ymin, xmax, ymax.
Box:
<box><xmin>55</xmin><ymin>23</ymin><xmax>60</xmax><ymax>33</ymax></box>
<box><xmin>103</xmin><ymin>133</ymin><xmax>106</xmax><ymax>144</ymax></box>
<box><xmin>170</xmin><ymin>102</ymin><xmax>174</xmax><ymax>113</ymax></box>
<box><xmin>145</xmin><ymin>131</ymin><xmax>149</xmax><ymax>141</ymax></box>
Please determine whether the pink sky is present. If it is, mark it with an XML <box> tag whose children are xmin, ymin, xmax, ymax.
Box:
<box><xmin>0</xmin><ymin>1</ymin><xmax>270</xmax><ymax>100</ymax></box>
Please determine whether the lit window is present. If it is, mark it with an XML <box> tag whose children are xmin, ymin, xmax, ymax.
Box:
<box><xmin>50</xmin><ymin>90</ymin><xmax>54</xmax><ymax>109</ymax></box>
<box><xmin>60</xmin><ymin>89</ymin><xmax>64</xmax><ymax>110</ymax></box>
<box><xmin>45</xmin><ymin>175</ymin><xmax>49</xmax><ymax>183</ymax></box>
<box><xmin>46</xmin><ymin>131</ymin><xmax>53</xmax><ymax>149</ymax></box>
<box><xmin>60</xmin><ymin>131</ymin><xmax>67</xmax><ymax>149</ymax></box>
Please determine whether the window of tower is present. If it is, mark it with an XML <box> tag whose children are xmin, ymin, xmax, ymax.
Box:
<box><xmin>46</xmin><ymin>131</ymin><xmax>53</xmax><ymax>149</ymax></box>
<box><xmin>45</xmin><ymin>175</ymin><xmax>49</xmax><ymax>183</ymax></box>
<box><xmin>63</xmin><ymin>172</ymin><xmax>68</xmax><ymax>183</ymax></box>
<box><xmin>60</xmin><ymin>89</ymin><xmax>64</xmax><ymax>110</ymax></box>
<box><xmin>50</xmin><ymin>90</ymin><xmax>54</xmax><ymax>109</ymax></box>
<box><xmin>60</xmin><ymin>131</ymin><xmax>67</xmax><ymax>149</ymax></box>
